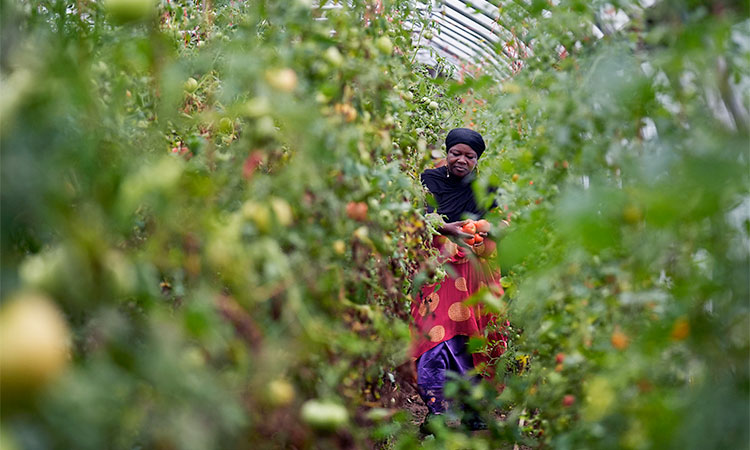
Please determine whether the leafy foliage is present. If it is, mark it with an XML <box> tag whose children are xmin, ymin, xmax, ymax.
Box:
<box><xmin>1</xmin><ymin>0</ymin><xmax>748</xmax><ymax>449</ymax></box>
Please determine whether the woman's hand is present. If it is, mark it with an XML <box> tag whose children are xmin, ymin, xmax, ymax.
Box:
<box><xmin>440</xmin><ymin>220</ymin><xmax>474</xmax><ymax>240</ymax></box>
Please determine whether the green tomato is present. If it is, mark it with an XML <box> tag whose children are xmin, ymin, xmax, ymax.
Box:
<box><xmin>218</xmin><ymin>117</ymin><xmax>234</xmax><ymax>134</ymax></box>
<box><xmin>184</xmin><ymin>77</ymin><xmax>198</xmax><ymax>93</ymax></box>
<box><xmin>300</xmin><ymin>400</ymin><xmax>348</xmax><ymax>430</ymax></box>
<box><xmin>324</xmin><ymin>47</ymin><xmax>344</xmax><ymax>67</ymax></box>
<box><xmin>375</xmin><ymin>36</ymin><xmax>393</xmax><ymax>54</ymax></box>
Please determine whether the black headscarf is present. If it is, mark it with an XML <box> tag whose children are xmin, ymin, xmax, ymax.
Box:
<box><xmin>445</xmin><ymin>128</ymin><xmax>485</xmax><ymax>157</ymax></box>
<box><xmin>421</xmin><ymin>129</ymin><xmax>493</xmax><ymax>222</ymax></box>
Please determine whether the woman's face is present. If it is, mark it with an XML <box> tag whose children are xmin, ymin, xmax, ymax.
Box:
<box><xmin>446</xmin><ymin>143</ymin><xmax>478</xmax><ymax>177</ymax></box>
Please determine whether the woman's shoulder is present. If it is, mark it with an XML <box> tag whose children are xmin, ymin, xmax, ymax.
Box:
<box><xmin>420</xmin><ymin>166</ymin><xmax>447</xmax><ymax>184</ymax></box>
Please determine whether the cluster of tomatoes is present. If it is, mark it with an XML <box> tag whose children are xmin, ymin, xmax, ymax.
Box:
<box><xmin>461</xmin><ymin>219</ymin><xmax>491</xmax><ymax>245</ymax></box>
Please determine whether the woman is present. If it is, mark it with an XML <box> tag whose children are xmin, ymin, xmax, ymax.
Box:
<box><xmin>412</xmin><ymin>128</ymin><xmax>507</xmax><ymax>432</ymax></box>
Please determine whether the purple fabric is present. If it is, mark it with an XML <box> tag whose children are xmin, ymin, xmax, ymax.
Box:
<box><xmin>416</xmin><ymin>335</ymin><xmax>475</xmax><ymax>414</ymax></box>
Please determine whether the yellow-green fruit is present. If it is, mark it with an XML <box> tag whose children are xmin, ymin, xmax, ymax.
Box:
<box><xmin>300</xmin><ymin>400</ymin><xmax>348</xmax><ymax>430</ymax></box>
<box><xmin>0</xmin><ymin>427</ymin><xmax>20</xmax><ymax>450</ymax></box>
<box><xmin>266</xmin><ymin>68</ymin><xmax>298</xmax><ymax>92</ymax></box>
<box><xmin>324</xmin><ymin>47</ymin><xmax>344</xmax><ymax>67</ymax></box>
<box><xmin>184</xmin><ymin>77</ymin><xmax>198</xmax><ymax>93</ymax></box>
<box><xmin>105</xmin><ymin>0</ymin><xmax>156</xmax><ymax>24</ymax></box>
<box><xmin>0</xmin><ymin>292</ymin><xmax>70</xmax><ymax>395</ymax></box>
<box><xmin>375</xmin><ymin>36</ymin><xmax>393</xmax><ymax>54</ymax></box>
<box><xmin>267</xmin><ymin>379</ymin><xmax>295</xmax><ymax>406</ymax></box>
<box><xmin>622</xmin><ymin>204</ymin><xmax>643</xmax><ymax>224</ymax></box>
<box><xmin>219</xmin><ymin>117</ymin><xmax>234</xmax><ymax>134</ymax></box>
<box><xmin>270</xmin><ymin>197</ymin><xmax>293</xmax><ymax>227</ymax></box>
<box><xmin>242</xmin><ymin>201</ymin><xmax>272</xmax><ymax>233</ymax></box>
<box><xmin>333</xmin><ymin>240</ymin><xmax>346</xmax><ymax>255</ymax></box>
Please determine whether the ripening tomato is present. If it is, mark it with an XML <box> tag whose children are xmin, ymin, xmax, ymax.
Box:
<box><xmin>346</xmin><ymin>202</ymin><xmax>368</xmax><ymax>222</ymax></box>
<box><xmin>475</xmin><ymin>219</ymin><xmax>490</xmax><ymax>233</ymax></box>
<box><xmin>611</xmin><ymin>330</ymin><xmax>629</xmax><ymax>350</ymax></box>
<box><xmin>461</xmin><ymin>221</ymin><xmax>476</xmax><ymax>235</ymax></box>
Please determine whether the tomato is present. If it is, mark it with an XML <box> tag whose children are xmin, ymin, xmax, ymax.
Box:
<box><xmin>623</xmin><ymin>205</ymin><xmax>643</xmax><ymax>224</ymax></box>
<box><xmin>375</xmin><ymin>36</ymin><xmax>393</xmax><ymax>54</ymax></box>
<box><xmin>473</xmin><ymin>233</ymin><xmax>483</xmax><ymax>244</ymax></box>
<box><xmin>218</xmin><ymin>117</ymin><xmax>233</xmax><ymax>134</ymax></box>
<box><xmin>324</xmin><ymin>46</ymin><xmax>343</xmax><ymax>67</ymax></box>
<box><xmin>428</xmin><ymin>101</ymin><xmax>439</xmax><ymax>110</ymax></box>
<box><xmin>266</xmin><ymin>68</ymin><xmax>298</xmax><ymax>92</ymax></box>
<box><xmin>346</xmin><ymin>202</ymin><xmax>368</xmax><ymax>222</ymax></box>
<box><xmin>301</xmin><ymin>400</ymin><xmax>348</xmax><ymax>430</ymax></box>
<box><xmin>563</xmin><ymin>395</ymin><xmax>575</xmax><ymax>407</ymax></box>
<box><xmin>670</xmin><ymin>318</ymin><xmax>690</xmax><ymax>341</ymax></box>
<box><xmin>0</xmin><ymin>292</ymin><xmax>70</xmax><ymax>396</ymax></box>
<box><xmin>555</xmin><ymin>352</ymin><xmax>565</xmax><ymax>364</ymax></box>
<box><xmin>270</xmin><ymin>197</ymin><xmax>293</xmax><ymax>226</ymax></box>
<box><xmin>611</xmin><ymin>330</ymin><xmax>629</xmax><ymax>350</ymax></box>
<box><xmin>461</xmin><ymin>221</ymin><xmax>476</xmax><ymax>235</ymax></box>
<box><xmin>475</xmin><ymin>219</ymin><xmax>491</xmax><ymax>233</ymax></box>
<box><xmin>332</xmin><ymin>240</ymin><xmax>346</xmax><ymax>255</ymax></box>
<box><xmin>184</xmin><ymin>77</ymin><xmax>198</xmax><ymax>93</ymax></box>
<box><xmin>242</xmin><ymin>201</ymin><xmax>272</xmax><ymax>233</ymax></box>
<box><xmin>267</xmin><ymin>379</ymin><xmax>295</xmax><ymax>407</ymax></box>
<box><xmin>464</xmin><ymin>237</ymin><xmax>475</xmax><ymax>245</ymax></box>
<box><xmin>512</xmin><ymin>173</ymin><xmax>520</xmax><ymax>182</ymax></box>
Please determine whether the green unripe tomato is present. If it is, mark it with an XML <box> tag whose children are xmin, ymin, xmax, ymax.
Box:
<box><xmin>184</xmin><ymin>77</ymin><xmax>198</xmax><ymax>93</ymax></box>
<box><xmin>375</xmin><ymin>36</ymin><xmax>393</xmax><ymax>54</ymax></box>
<box><xmin>218</xmin><ymin>117</ymin><xmax>233</xmax><ymax>134</ymax></box>
<box><xmin>301</xmin><ymin>400</ymin><xmax>348</xmax><ymax>430</ymax></box>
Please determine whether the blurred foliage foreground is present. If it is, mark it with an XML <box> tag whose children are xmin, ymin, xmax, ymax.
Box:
<box><xmin>1</xmin><ymin>0</ymin><xmax>749</xmax><ymax>449</ymax></box>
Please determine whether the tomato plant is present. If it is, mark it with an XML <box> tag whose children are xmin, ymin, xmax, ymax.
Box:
<box><xmin>0</xmin><ymin>0</ymin><xmax>747</xmax><ymax>448</ymax></box>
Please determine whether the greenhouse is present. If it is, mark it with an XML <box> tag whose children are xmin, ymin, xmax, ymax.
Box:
<box><xmin>1</xmin><ymin>0</ymin><xmax>748</xmax><ymax>449</ymax></box>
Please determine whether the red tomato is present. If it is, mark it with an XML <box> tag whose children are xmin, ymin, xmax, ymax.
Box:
<box><xmin>473</xmin><ymin>233</ymin><xmax>483</xmax><ymax>244</ymax></box>
<box><xmin>346</xmin><ymin>202</ymin><xmax>368</xmax><ymax>221</ymax></box>
<box><xmin>461</xmin><ymin>221</ymin><xmax>476</xmax><ymax>235</ymax></box>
